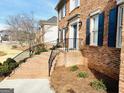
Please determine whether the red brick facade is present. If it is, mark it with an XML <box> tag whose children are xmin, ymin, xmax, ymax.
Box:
<box><xmin>119</xmin><ymin>8</ymin><xmax>124</xmax><ymax>93</ymax></box>
<box><xmin>56</xmin><ymin>0</ymin><xmax>124</xmax><ymax>92</ymax></box>
<box><xmin>57</xmin><ymin>0</ymin><xmax>120</xmax><ymax>79</ymax></box>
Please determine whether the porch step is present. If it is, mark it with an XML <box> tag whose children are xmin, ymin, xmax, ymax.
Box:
<box><xmin>55</xmin><ymin>50</ymin><xmax>87</xmax><ymax>67</ymax></box>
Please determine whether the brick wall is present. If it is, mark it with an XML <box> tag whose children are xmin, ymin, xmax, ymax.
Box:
<box><xmin>119</xmin><ymin>10</ymin><xmax>124</xmax><ymax>93</ymax></box>
<box><xmin>58</xmin><ymin>0</ymin><xmax>121</xmax><ymax>80</ymax></box>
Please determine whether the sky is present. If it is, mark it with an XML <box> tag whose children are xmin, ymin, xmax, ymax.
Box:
<box><xmin>0</xmin><ymin>0</ymin><xmax>58</xmax><ymax>30</ymax></box>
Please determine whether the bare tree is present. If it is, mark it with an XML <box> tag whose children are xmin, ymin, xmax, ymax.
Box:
<box><xmin>6</xmin><ymin>13</ymin><xmax>38</xmax><ymax>48</ymax></box>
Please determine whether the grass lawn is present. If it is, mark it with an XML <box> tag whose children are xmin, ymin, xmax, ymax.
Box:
<box><xmin>51</xmin><ymin>65</ymin><xmax>118</xmax><ymax>93</ymax></box>
<box><xmin>0</xmin><ymin>77</ymin><xmax>5</xmax><ymax>82</ymax></box>
<box><xmin>0</xmin><ymin>44</ymin><xmax>22</xmax><ymax>63</ymax></box>
<box><xmin>0</xmin><ymin>51</ymin><xmax>7</xmax><ymax>57</ymax></box>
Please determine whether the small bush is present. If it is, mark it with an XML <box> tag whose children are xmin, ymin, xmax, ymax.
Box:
<box><xmin>0</xmin><ymin>63</ymin><xmax>2</xmax><ymax>66</ymax></box>
<box><xmin>77</xmin><ymin>72</ymin><xmax>88</xmax><ymax>78</ymax></box>
<box><xmin>56</xmin><ymin>44</ymin><xmax>62</xmax><ymax>48</ymax></box>
<box><xmin>50</xmin><ymin>46</ymin><xmax>56</xmax><ymax>50</ymax></box>
<box><xmin>35</xmin><ymin>47</ymin><xmax>48</xmax><ymax>55</ymax></box>
<box><xmin>12</xmin><ymin>45</ymin><xmax>17</xmax><ymax>49</ymax></box>
<box><xmin>70</xmin><ymin>65</ymin><xmax>79</xmax><ymax>72</ymax></box>
<box><xmin>90</xmin><ymin>80</ymin><xmax>107</xmax><ymax>91</ymax></box>
<box><xmin>3</xmin><ymin>58</ymin><xmax>19</xmax><ymax>70</ymax></box>
<box><xmin>0</xmin><ymin>58</ymin><xmax>19</xmax><ymax>77</ymax></box>
<box><xmin>0</xmin><ymin>66</ymin><xmax>11</xmax><ymax>76</ymax></box>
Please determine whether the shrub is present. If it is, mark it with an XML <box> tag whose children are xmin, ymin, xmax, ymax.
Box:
<box><xmin>0</xmin><ymin>58</ymin><xmax>19</xmax><ymax>77</ymax></box>
<box><xmin>50</xmin><ymin>46</ymin><xmax>56</xmax><ymax>50</ymax></box>
<box><xmin>0</xmin><ymin>63</ymin><xmax>2</xmax><ymax>66</ymax></box>
<box><xmin>3</xmin><ymin>58</ymin><xmax>19</xmax><ymax>70</ymax></box>
<box><xmin>77</xmin><ymin>72</ymin><xmax>89</xmax><ymax>78</ymax></box>
<box><xmin>35</xmin><ymin>47</ymin><xmax>48</xmax><ymax>55</ymax></box>
<box><xmin>0</xmin><ymin>66</ymin><xmax>11</xmax><ymax>76</ymax></box>
<box><xmin>90</xmin><ymin>80</ymin><xmax>107</xmax><ymax>91</ymax></box>
<box><xmin>12</xmin><ymin>45</ymin><xmax>17</xmax><ymax>49</ymax></box>
<box><xmin>56</xmin><ymin>44</ymin><xmax>62</xmax><ymax>48</ymax></box>
<box><xmin>70</xmin><ymin>65</ymin><xmax>79</xmax><ymax>72</ymax></box>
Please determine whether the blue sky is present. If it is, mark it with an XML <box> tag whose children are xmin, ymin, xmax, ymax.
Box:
<box><xmin>0</xmin><ymin>0</ymin><xmax>58</xmax><ymax>29</ymax></box>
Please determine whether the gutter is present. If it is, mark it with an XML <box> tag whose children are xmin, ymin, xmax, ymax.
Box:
<box><xmin>55</xmin><ymin>0</ymin><xmax>65</xmax><ymax>10</ymax></box>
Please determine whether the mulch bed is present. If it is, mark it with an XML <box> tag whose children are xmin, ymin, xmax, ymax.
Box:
<box><xmin>50</xmin><ymin>65</ymin><xmax>118</xmax><ymax>93</ymax></box>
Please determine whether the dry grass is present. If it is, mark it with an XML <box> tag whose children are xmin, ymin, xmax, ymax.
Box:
<box><xmin>0</xmin><ymin>44</ymin><xmax>22</xmax><ymax>62</ymax></box>
<box><xmin>51</xmin><ymin>65</ymin><xmax>118</xmax><ymax>93</ymax></box>
<box><xmin>0</xmin><ymin>77</ymin><xmax>5</xmax><ymax>81</ymax></box>
<box><xmin>0</xmin><ymin>51</ymin><xmax>7</xmax><ymax>57</ymax></box>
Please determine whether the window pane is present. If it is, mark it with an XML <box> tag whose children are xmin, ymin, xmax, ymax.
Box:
<box><xmin>91</xmin><ymin>14</ymin><xmax>99</xmax><ymax>45</ymax></box>
<box><xmin>63</xmin><ymin>5</ymin><xmax>66</xmax><ymax>17</ymax></box>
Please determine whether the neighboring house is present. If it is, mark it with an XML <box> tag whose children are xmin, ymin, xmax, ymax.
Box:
<box><xmin>39</xmin><ymin>16</ymin><xmax>58</xmax><ymax>44</ymax></box>
<box><xmin>0</xmin><ymin>33</ymin><xmax>2</xmax><ymax>42</ymax></box>
<box><xmin>55</xmin><ymin>0</ymin><xmax>124</xmax><ymax>92</ymax></box>
<box><xmin>0</xmin><ymin>30</ymin><xmax>10</xmax><ymax>41</ymax></box>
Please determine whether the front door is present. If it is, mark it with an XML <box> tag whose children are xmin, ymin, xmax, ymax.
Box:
<box><xmin>73</xmin><ymin>24</ymin><xmax>77</xmax><ymax>48</ymax></box>
<box><xmin>69</xmin><ymin>24</ymin><xmax>78</xmax><ymax>49</ymax></box>
<box><xmin>63</xmin><ymin>29</ymin><xmax>66</xmax><ymax>47</ymax></box>
<box><xmin>116</xmin><ymin>5</ymin><xmax>124</xmax><ymax>48</ymax></box>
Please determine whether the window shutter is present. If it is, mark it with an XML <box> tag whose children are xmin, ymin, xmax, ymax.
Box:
<box><xmin>108</xmin><ymin>7</ymin><xmax>118</xmax><ymax>47</ymax></box>
<box><xmin>86</xmin><ymin>18</ymin><xmax>90</xmax><ymax>45</ymax></box>
<box><xmin>98</xmin><ymin>12</ymin><xmax>104</xmax><ymax>46</ymax></box>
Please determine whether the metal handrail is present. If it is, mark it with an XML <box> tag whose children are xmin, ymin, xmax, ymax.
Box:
<box><xmin>48</xmin><ymin>43</ymin><xmax>59</xmax><ymax>76</ymax></box>
<box><xmin>58</xmin><ymin>38</ymin><xmax>83</xmax><ymax>50</ymax></box>
<box><xmin>48</xmin><ymin>38</ymin><xmax>83</xmax><ymax>76</ymax></box>
<box><xmin>13</xmin><ymin>40</ymin><xmax>59</xmax><ymax>63</ymax></box>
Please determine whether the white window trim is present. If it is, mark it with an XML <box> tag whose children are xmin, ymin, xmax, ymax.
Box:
<box><xmin>69</xmin><ymin>18</ymin><xmax>80</xmax><ymax>49</ymax></box>
<box><xmin>116</xmin><ymin>4</ymin><xmax>124</xmax><ymax>48</ymax></box>
<box><xmin>58</xmin><ymin>4</ymin><xmax>66</xmax><ymax>20</ymax></box>
<box><xmin>58</xmin><ymin>10</ymin><xmax>61</xmax><ymax>20</ymax></box>
<box><xmin>90</xmin><ymin>10</ymin><xmax>101</xmax><ymax>16</ymax></box>
<box><xmin>90</xmin><ymin>11</ymin><xmax>100</xmax><ymax>46</ymax></box>
<box><xmin>116</xmin><ymin>0</ymin><xmax>124</xmax><ymax>5</ymax></box>
<box><xmin>63</xmin><ymin>4</ymin><xmax>66</xmax><ymax>17</ymax></box>
<box><xmin>70</xmin><ymin>0</ymin><xmax>80</xmax><ymax>12</ymax></box>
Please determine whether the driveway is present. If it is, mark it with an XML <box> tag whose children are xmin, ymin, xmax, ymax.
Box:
<box><xmin>0</xmin><ymin>52</ymin><xmax>55</xmax><ymax>93</ymax></box>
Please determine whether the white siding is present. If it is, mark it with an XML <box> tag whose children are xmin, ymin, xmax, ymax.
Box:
<box><xmin>44</xmin><ymin>25</ymin><xmax>58</xmax><ymax>44</ymax></box>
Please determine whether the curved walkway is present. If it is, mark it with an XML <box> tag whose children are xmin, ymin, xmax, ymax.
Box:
<box><xmin>0</xmin><ymin>52</ymin><xmax>55</xmax><ymax>93</ymax></box>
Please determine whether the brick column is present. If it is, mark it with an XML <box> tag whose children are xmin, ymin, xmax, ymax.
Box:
<box><xmin>119</xmin><ymin>8</ymin><xmax>124</xmax><ymax>93</ymax></box>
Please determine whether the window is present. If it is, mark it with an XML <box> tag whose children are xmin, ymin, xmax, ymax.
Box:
<box><xmin>58</xmin><ymin>30</ymin><xmax>62</xmax><ymax>42</ymax></box>
<box><xmin>90</xmin><ymin>14</ymin><xmax>99</xmax><ymax>46</ymax></box>
<box><xmin>116</xmin><ymin>5</ymin><xmax>124</xmax><ymax>48</ymax></box>
<box><xmin>58</xmin><ymin>4</ymin><xmax>66</xmax><ymax>20</ymax></box>
<box><xmin>63</xmin><ymin>4</ymin><xmax>66</xmax><ymax>17</ymax></box>
<box><xmin>70</xmin><ymin>0</ymin><xmax>80</xmax><ymax>12</ymax></box>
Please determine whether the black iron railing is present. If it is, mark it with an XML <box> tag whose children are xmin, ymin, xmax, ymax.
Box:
<box><xmin>13</xmin><ymin>44</ymin><xmax>44</xmax><ymax>62</ymax></box>
<box><xmin>12</xmin><ymin>38</ymin><xmax>84</xmax><ymax>77</ymax></box>
<box><xmin>48</xmin><ymin>38</ymin><xmax>84</xmax><ymax>76</ymax></box>
<box><xmin>58</xmin><ymin>38</ymin><xmax>84</xmax><ymax>51</ymax></box>
<box><xmin>48</xmin><ymin>43</ymin><xmax>60</xmax><ymax>76</ymax></box>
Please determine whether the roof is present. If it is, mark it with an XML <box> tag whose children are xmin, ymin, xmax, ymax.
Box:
<box><xmin>39</xmin><ymin>16</ymin><xmax>57</xmax><ymax>26</ymax></box>
<box><xmin>55</xmin><ymin>0</ymin><xmax>65</xmax><ymax>10</ymax></box>
<box><xmin>47</xmin><ymin>16</ymin><xmax>57</xmax><ymax>23</ymax></box>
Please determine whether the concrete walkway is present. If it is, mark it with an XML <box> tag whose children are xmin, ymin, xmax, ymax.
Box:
<box><xmin>0</xmin><ymin>79</ymin><xmax>54</xmax><ymax>93</ymax></box>
<box><xmin>0</xmin><ymin>52</ymin><xmax>55</xmax><ymax>93</ymax></box>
